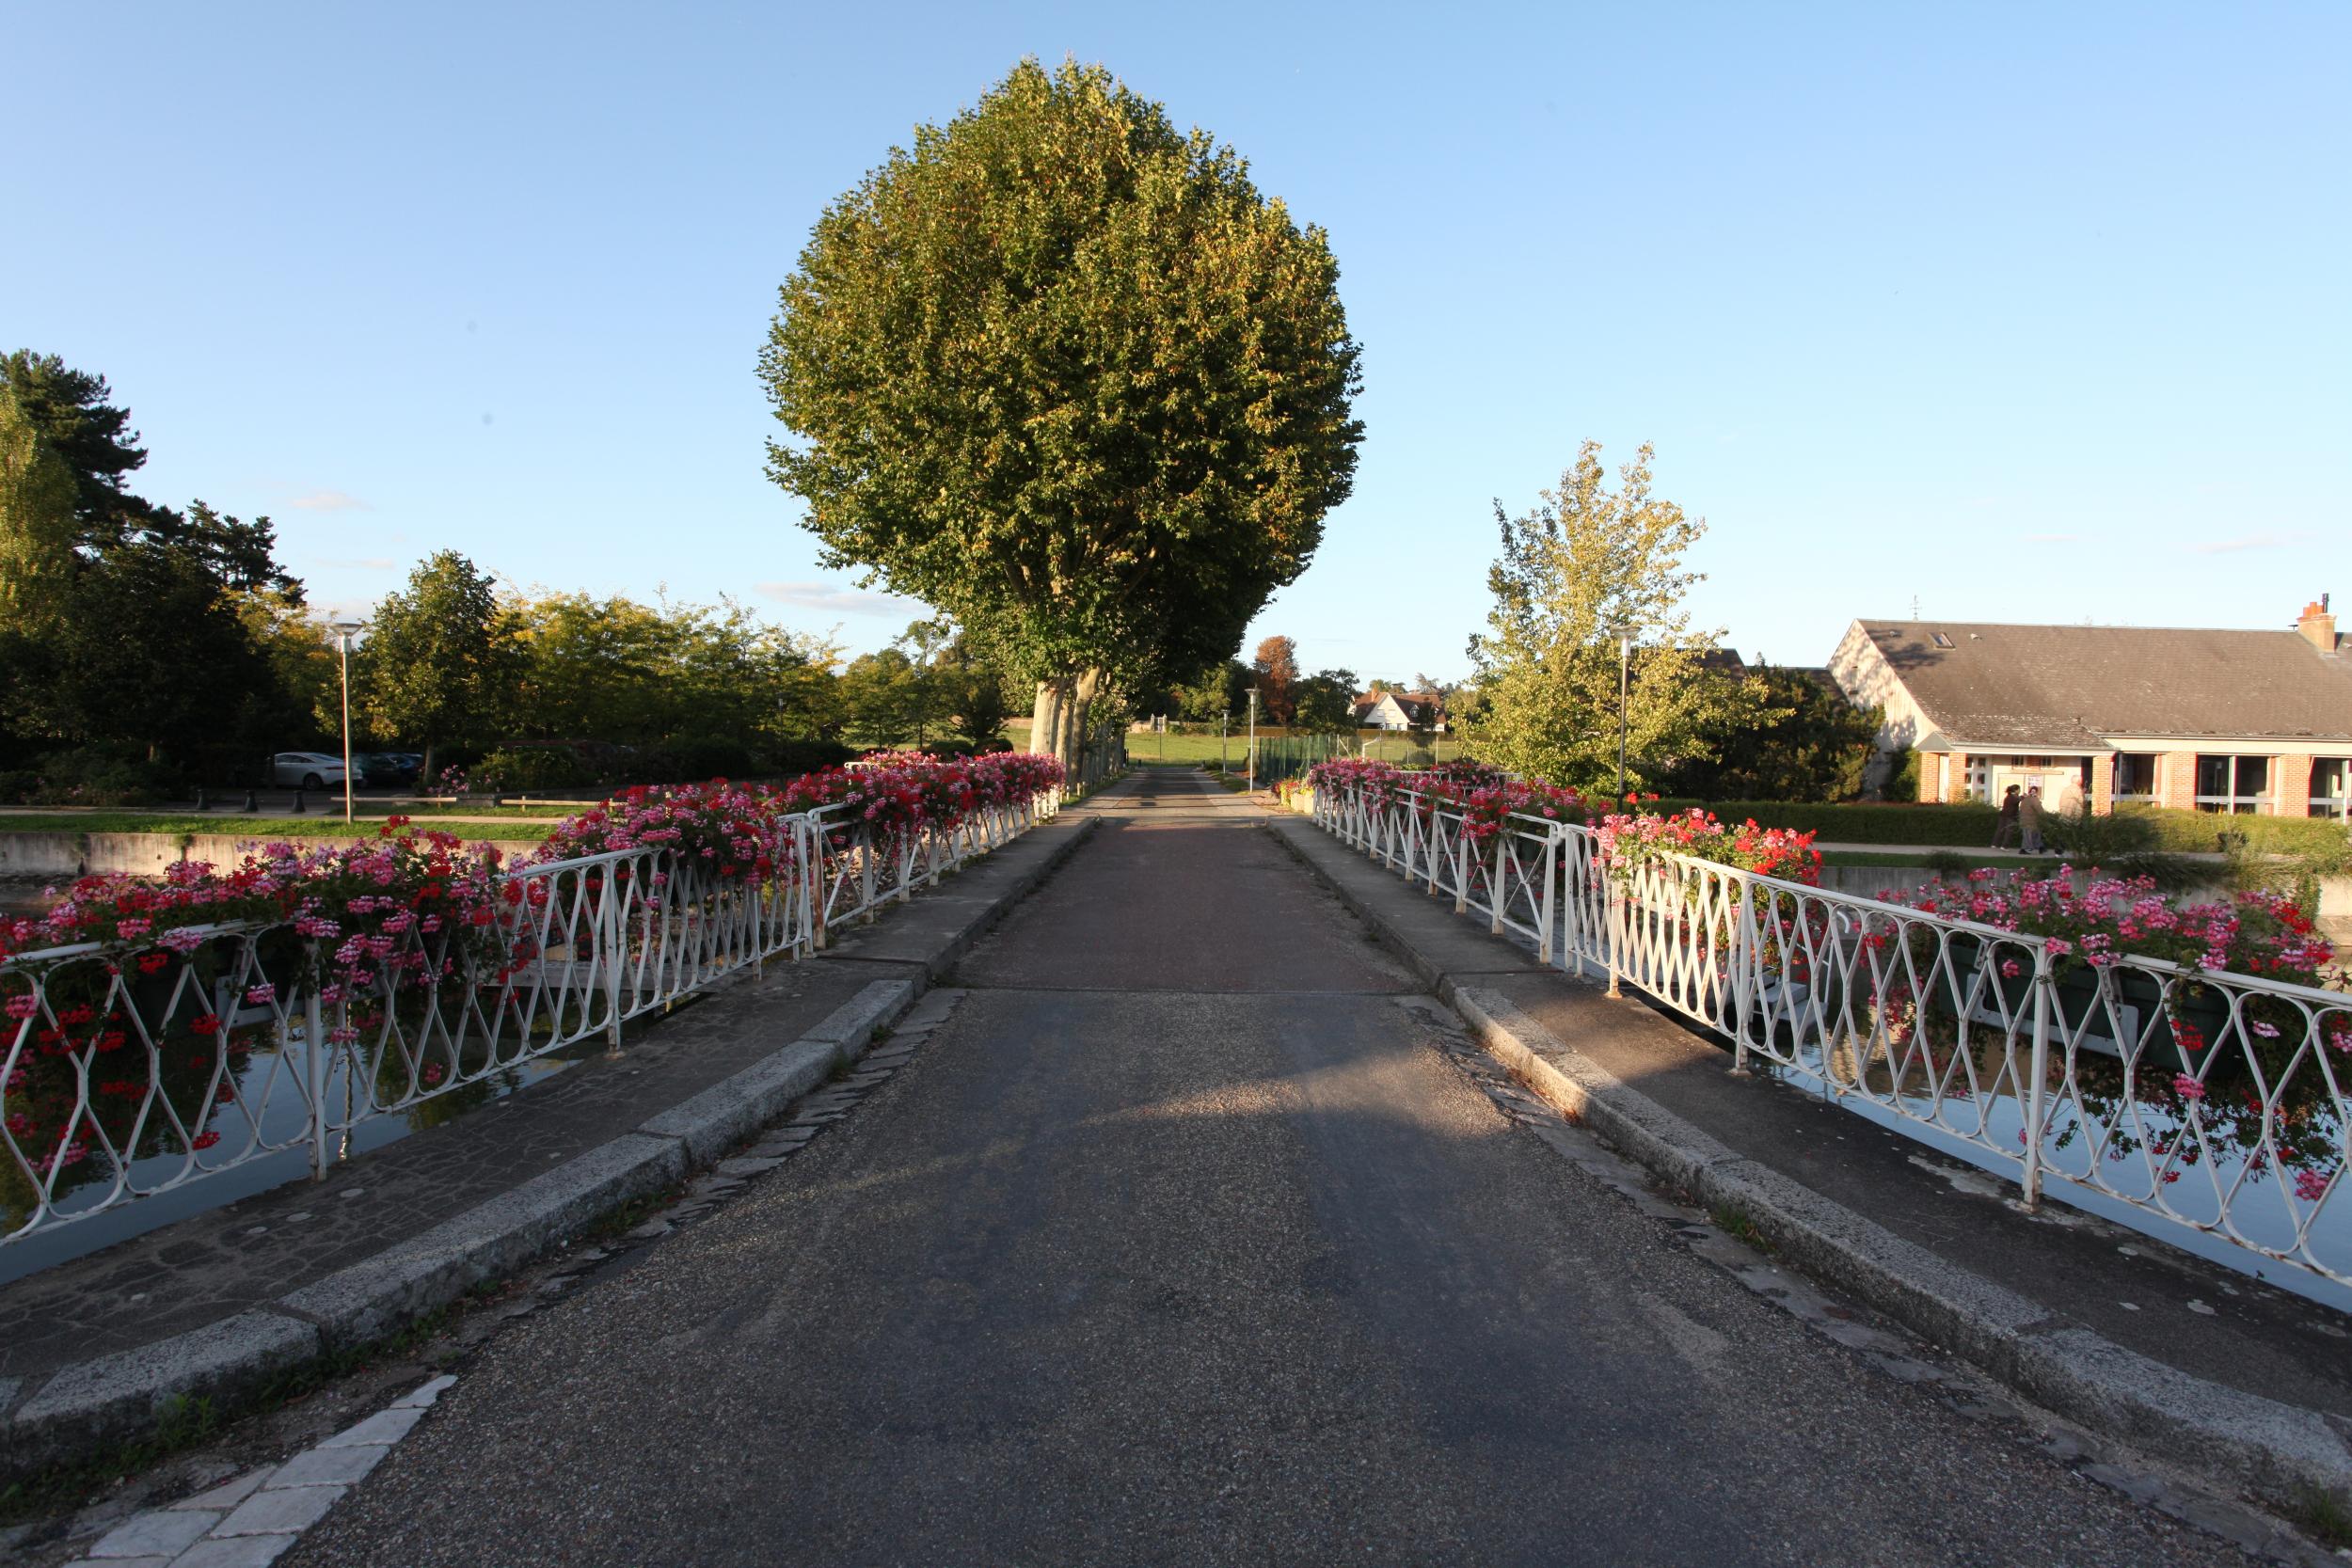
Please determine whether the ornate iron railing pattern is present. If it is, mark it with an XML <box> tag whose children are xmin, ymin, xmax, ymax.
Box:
<box><xmin>0</xmin><ymin>788</ymin><xmax>1063</xmax><ymax>1245</ymax></box>
<box><xmin>1312</xmin><ymin>784</ymin><xmax>2350</xmax><ymax>1294</ymax></box>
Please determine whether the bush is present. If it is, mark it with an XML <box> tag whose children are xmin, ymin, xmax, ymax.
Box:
<box><xmin>1650</xmin><ymin>799</ymin><xmax>2001</xmax><ymax>846</ymax></box>
<box><xmin>2121</xmin><ymin>807</ymin><xmax>2352</xmax><ymax>866</ymax></box>
<box><xmin>627</xmin><ymin>735</ymin><xmax>756</xmax><ymax>785</ymax></box>
<box><xmin>759</xmin><ymin>739</ymin><xmax>854</xmax><ymax>777</ymax></box>
<box><xmin>477</xmin><ymin>745</ymin><xmax>596</xmax><ymax>792</ymax></box>
<box><xmin>2041</xmin><ymin>802</ymin><xmax>2204</xmax><ymax>891</ymax></box>
<box><xmin>1880</xmin><ymin>748</ymin><xmax>1921</xmax><ymax>801</ymax></box>
<box><xmin>0</xmin><ymin>746</ymin><xmax>180</xmax><ymax>806</ymax></box>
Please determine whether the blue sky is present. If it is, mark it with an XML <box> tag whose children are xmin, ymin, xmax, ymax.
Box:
<box><xmin>9</xmin><ymin>2</ymin><xmax>2346</xmax><ymax>686</ymax></box>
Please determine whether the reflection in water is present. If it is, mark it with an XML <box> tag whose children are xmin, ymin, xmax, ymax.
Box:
<box><xmin>1732</xmin><ymin>916</ymin><xmax>2348</xmax><ymax>1291</ymax></box>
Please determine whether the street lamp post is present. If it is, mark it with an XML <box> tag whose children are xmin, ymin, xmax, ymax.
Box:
<box><xmin>330</xmin><ymin>621</ymin><xmax>367</xmax><ymax>823</ymax></box>
<box><xmin>1247</xmin><ymin>689</ymin><xmax>1260</xmax><ymax>792</ymax></box>
<box><xmin>1616</xmin><ymin>634</ymin><xmax>1631</xmax><ymax>801</ymax></box>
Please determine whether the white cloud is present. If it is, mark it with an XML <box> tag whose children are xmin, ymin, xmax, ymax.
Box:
<box><xmin>286</xmin><ymin>488</ymin><xmax>372</xmax><ymax>512</ymax></box>
<box><xmin>313</xmin><ymin>556</ymin><xmax>396</xmax><ymax>571</ymax></box>
<box><xmin>2189</xmin><ymin>531</ymin><xmax>2313</xmax><ymax>556</ymax></box>
<box><xmin>755</xmin><ymin>579</ymin><xmax>922</xmax><ymax>617</ymax></box>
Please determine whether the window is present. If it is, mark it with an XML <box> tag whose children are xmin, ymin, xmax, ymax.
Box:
<box><xmin>2313</xmin><ymin>758</ymin><xmax>2349</xmax><ymax>820</ymax></box>
<box><xmin>2194</xmin><ymin>754</ymin><xmax>2269</xmax><ymax>814</ymax></box>
<box><xmin>2112</xmin><ymin>752</ymin><xmax>2158</xmax><ymax>802</ymax></box>
<box><xmin>1931</xmin><ymin>632</ymin><xmax>1954</xmax><ymax>649</ymax></box>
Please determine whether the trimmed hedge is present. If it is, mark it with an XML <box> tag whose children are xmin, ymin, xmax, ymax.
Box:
<box><xmin>479</xmin><ymin>745</ymin><xmax>597</xmax><ymax>791</ymax></box>
<box><xmin>1653</xmin><ymin>799</ymin><xmax>2347</xmax><ymax>859</ymax></box>
<box><xmin>1654</xmin><ymin>799</ymin><xmax>2001</xmax><ymax>846</ymax></box>
<box><xmin>2120</xmin><ymin>807</ymin><xmax>2351</xmax><ymax>864</ymax></box>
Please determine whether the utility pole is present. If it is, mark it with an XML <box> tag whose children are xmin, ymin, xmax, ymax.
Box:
<box><xmin>1616</xmin><ymin>634</ymin><xmax>1631</xmax><ymax>801</ymax></box>
<box><xmin>1220</xmin><ymin>709</ymin><xmax>1229</xmax><ymax>773</ymax></box>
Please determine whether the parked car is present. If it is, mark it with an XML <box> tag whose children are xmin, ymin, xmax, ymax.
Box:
<box><xmin>269</xmin><ymin>752</ymin><xmax>348</xmax><ymax>790</ymax></box>
<box><xmin>356</xmin><ymin>752</ymin><xmax>420</xmax><ymax>786</ymax></box>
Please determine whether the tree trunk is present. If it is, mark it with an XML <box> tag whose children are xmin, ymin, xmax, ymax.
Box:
<box><xmin>421</xmin><ymin>741</ymin><xmax>437</xmax><ymax>791</ymax></box>
<box><xmin>1051</xmin><ymin>677</ymin><xmax>1076</xmax><ymax>772</ymax></box>
<box><xmin>1030</xmin><ymin>680</ymin><xmax>1065</xmax><ymax>760</ymax></box>
<box><xmin>1064</xmin><ymin>667</ymin><xmax>1102</xmax><ymax>778</ymax></box>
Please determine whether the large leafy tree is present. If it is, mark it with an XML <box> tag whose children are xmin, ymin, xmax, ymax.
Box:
<box><xmin>836</xmin><ymin>647</ymin><xmax>927</xmax><ymax>750</ymax></box>
<box><xmin>12</xmin><ymin>542</ymin><xmax>281</xmax><ymax>764</ymax></box>
<box><xmin>0</xmin><ymin>351</ymin><xmax>167</xmax><ymax>550</ymax></box>
<box><xmin>359</xmin><ymin>551</ymin><xmax>516</xmax><ymax>782</ymax></box>
<box><xmin>504</xmin><ymin>592</ymin><xmax>838</xmax><ymax>746</ymax></box>
<box><xmin>1164</xmin><ymin>657</ymin><xmax>1251</xmax><ymax>723</ymax></box>
<box><xmin>0</xmin><ymin>354</ymin><xmax>295</xmax><ymax>593</ymax></box>
<box><xmin>760</xmin><ymin>57</ymin><xmax>1362</xmax><ymax>768</ymax></box>
<box><xmin>1658</xmin><ymin>667</ymin><xmax>1882</xmax><ymax>802</ymax></box>
<box><xmin>0</xmin><ymin>358</ymin><xmax>309</xmax><ymax>778</ymax></box>
<box><xmin>1292</xmin><ymin>667</ymin><xmax>1359</xmax><ymax>736</ymax></box>
<box><xmin>0</xmin><ymin>386</ymin><xmax>78</xmax><ymax>630</ymax></box>
<box><xmin>1466</xmin><ymin>442</ymin><xmax>1780</xmax><ymax>792</ymax></box>
<box><xmin>1251</xmin><ymin>635</ymin><xmax>1299</xmax><ymax>724</ymax></box>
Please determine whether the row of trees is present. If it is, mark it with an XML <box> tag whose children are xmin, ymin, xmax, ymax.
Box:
<box><xmin>0</xmin><ymin>351</ymin><xmax>1029</xmax><ymax>799</ymax></box>
<box><xmin>0</xmin><ymin>352</ymin><xmax>320</xmax><ymax>794</ymax></box>
<box><xmin>1145</xmin><ymin>637</ymin><xmax>1375</xmax><ymax>735</ymax></box>
<box><xmin>356</xmin><ymin>557</ymin><xmax>1018</xmax><ymax>781</ymax></box>
<box><xmin>760</xmin><ymin>58</ymin><xmax>1363</xmax><ymax>773</ymax></box>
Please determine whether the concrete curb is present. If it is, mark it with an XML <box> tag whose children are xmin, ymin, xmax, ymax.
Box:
<box><xmin>0</xmin><ymin>811</ymin><xmax>1101</xmax><ymax>1481</ymax></box>
<box><xmin>1266</xmin><ymin>816</ymin><xmax>2352</xmax><ymax>1505</ymax></box>
<box><xmin>819</xmin><ymin>810</ymin><xmax>1104</xmax><ymax>981</ymax></box>
<box><xmin>640</xmin><ymin>981</ymin><xmax>915</xmax><ymax>1165</ymax></box>
<box><xmin>8</xmin><ymin>1311</ymin><xmax>324</xmax><ymax>1472</ymax></box>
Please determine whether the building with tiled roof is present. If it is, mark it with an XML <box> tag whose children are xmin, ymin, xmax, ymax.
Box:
<box><xmin>1350</xmin><ymin>690</ymin><xmax>1447</xmax><ymax>732</ymax></box>
<box><xmin>1827</xmin><ymin>599</ymin><xmax>2351</xmax><ymax>817</ymax></box>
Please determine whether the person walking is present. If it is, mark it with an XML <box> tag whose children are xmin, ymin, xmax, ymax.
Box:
<box><xmin>1994</xmin><ymin>784</ymin><xmax>2021</xmax><ymax>850</ymax></box>
<box><xmin>2019</xmin><ymin>784</ymin><xmax>2046</xmax><ymax>855</ymax></box>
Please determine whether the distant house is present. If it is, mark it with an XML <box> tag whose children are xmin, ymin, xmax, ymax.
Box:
<box><xmin>1827</xmin><ymin>599</ymin><xmax>2352</xmax><ymax>818</ymax></box>
<box><xmin>1351</xmin><ymin>690</ymin><xmax>1447</xmax><ymax>732</ymax></box>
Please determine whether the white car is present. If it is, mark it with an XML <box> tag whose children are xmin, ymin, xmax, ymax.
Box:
<box><xmin>270</xmin><ymin>752</ymin><xmax>348</xmax><ymax>790</ymax></box>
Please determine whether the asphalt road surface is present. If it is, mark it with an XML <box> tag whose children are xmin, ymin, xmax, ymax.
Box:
<box><xmin>290</xmin><ymin>769</ymin><xmax>2250</xmax><ymax>1566</ymax></box>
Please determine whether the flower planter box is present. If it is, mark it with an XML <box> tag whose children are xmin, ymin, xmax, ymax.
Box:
<box><xmin>1932</xmin><ymin>933</ymin><xmax>2225</xmax><ymax>1081</ymax></box>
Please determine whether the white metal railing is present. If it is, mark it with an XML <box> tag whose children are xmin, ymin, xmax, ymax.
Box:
<box><xmin>0</xmin><ymin>789</ymin><xmax>1061</xmax><ymax>1246</ymax></box>
<box><xmin>1312</xmin><ymin>784</ymin><xmax>2352</xmax><ymax>1295</ymax></box>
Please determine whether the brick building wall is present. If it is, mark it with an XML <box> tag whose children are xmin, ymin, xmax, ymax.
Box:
<box><xmin>2273</xmin><ymin>754</ymin><xmax>2313</xmax><ymax>817</ymax></box>
<box><xmin>2156</xmin><ymin>752</ymin><xmax>2198</xmax><ymax>811</ymax></box>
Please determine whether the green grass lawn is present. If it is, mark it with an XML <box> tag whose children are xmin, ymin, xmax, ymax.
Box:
<box><xmin>0</xmin><ymin>813</ymin><xmax>557</xmax><ymax>842</ymax></box>
<box><xmin>1114</xmin><ymin>731</ymin><xmax>1468</xmax><ymax>767</ymax></box>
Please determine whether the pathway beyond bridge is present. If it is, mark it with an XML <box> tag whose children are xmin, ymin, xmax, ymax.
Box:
<box><xmin>285</xmin><ymin>770</ymin><xmax>2255</xmax><ymax>1566</ymax></box>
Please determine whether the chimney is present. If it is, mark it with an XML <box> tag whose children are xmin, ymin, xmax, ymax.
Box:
<box><xmin>2297</xmin><ymin>594</ymin><xmax>2337</xmax><ymax>653</ymax></box>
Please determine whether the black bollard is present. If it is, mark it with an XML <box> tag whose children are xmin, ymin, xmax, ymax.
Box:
<box><xmin>242</xmin><ymin>790</ymin><xmax>258</xmax><ymax>814</ymax></box>
<box><xmin>195</xmin><ymin>787</ymin><xmax>209</xmax><ymax>811</ymax></box>
<box><xmin>291</xmin><ymin>788</ymin><xmax>306</xmax><ymax>815</ymax></box>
